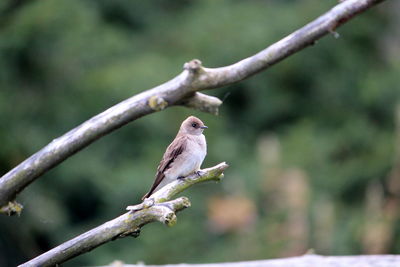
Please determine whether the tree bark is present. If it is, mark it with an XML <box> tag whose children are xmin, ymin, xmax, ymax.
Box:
<box><xmin>0</xmin><ymin>0</ymin><xmax>386</xmax><ymax>214</ymax></box>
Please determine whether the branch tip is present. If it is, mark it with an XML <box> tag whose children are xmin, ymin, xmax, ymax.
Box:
<box><xmin>166</xmin><ymin>196</ymin><xmax>191</xmax><ymax>211</ymax></box>
<box><xmin>329</xmin><ymin>29</ymin><xmax>340</xmax><ymax>38</ymax></box>
<box><xmin>179</xmin><ymin>92</ymin><xmax>222</xmax><ymax>115</ymax></box>
<box><xmin>183</xmin><ymin>59</ymin><xmax>203</xmax><ymax>73</ymax></box>
<box><xmin>180</xmin><ymin>196</ymin><xmax>191</xmax><ymax>209</ymax></box>
<box><xmin>162</xmin><ymin>211</ymin><xmax>177</xmax><ymax>226</ymax></box>
<box><xmin>0</xmin><ymin>201</ymin><xmax>23</xmax><ymax>216</ymax></box>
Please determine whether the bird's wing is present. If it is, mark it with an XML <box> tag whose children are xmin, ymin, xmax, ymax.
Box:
<box><xmin>142</xmin><ymin>135</ymin><xmax>187</xmax><ymax>200</ymax></box>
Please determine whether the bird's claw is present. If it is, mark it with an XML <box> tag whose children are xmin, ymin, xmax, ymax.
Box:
<box><xmin>196</xmin><ymin>170</ymin><xmax>204</xmax><ymax>176</ymax></box>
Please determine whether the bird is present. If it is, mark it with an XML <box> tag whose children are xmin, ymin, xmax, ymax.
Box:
<box><xmin>142</xmin><ymin>116</ymin><xmax>208</xmax><ymax>200</ymax></box>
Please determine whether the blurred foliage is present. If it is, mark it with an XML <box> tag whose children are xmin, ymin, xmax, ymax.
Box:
<box><xmin>0</xmin><ymin>0</ymin><xmax>399</xmax><ymax>266</ymax></box>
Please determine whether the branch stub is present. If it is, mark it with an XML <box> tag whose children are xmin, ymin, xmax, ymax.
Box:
<box><xmin>183</xmin><ymin>59</ymin><xmax>203</xmax><ymax>73</ymax></box>
<box><xmin>148</xmin><ymin>96</ymin><xmax>168</xmax><ymax>111</ymax></box>
<box><xmin>0</xmin><ymin>201</ymin><xmax>23</xmax><ymax>216</ymax></box>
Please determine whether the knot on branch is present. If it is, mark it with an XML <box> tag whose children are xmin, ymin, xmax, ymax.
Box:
<box><xmin>148</xmin><ymin>95</ymin><xmax>168</xmax><ymax>111</ymax></box>
<box><xmin>0</xmin><ymin>201</ymin><xmax>23</xmax><ymax>216</ymax></box>
<box><xmin>183</xmin><ymin>59</ymin><xmax>203</xmax><ymax>74</ymax></box>
<box><xmin>178</xmin><ymin>92</ymin><xmax>223</xmax><ymax>115</ymax></box>
<box><xmin>117</xmin><ymin>227</ymin><xmax>141</xmax><ymax>239</ymax></box>
<box><xmin>161</xmin><ymin>210</ymin><xmax>177</xmax><ymax>227</ymax></box>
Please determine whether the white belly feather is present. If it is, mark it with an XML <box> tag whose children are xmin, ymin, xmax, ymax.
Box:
<box><xmin>164</xmin><ymin>134</ymin><xmax>206</xmax><ymax>181</ymax></box>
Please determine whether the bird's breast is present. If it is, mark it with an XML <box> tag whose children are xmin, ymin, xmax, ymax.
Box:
<box><xmin>165</xmin><ymin>135</ymin><xmax>206</xmax><ymax>178</ymax></box>
<box><xmin>192</xmin><ymin>134</ymin><xmax>207</xmax><ymax>160</ymax></box>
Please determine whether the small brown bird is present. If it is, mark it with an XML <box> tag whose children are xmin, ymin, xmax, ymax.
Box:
<box><xmin>142</xmin><ymin>116</ymin><xmax>208</xmax><ymax>200</ymax></box>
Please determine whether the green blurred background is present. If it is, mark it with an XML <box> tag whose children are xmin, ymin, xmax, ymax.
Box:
<box><xmin>1</xmin><ymin>0</ymin><xmax>399</xmax><ymax>266</ymax></box>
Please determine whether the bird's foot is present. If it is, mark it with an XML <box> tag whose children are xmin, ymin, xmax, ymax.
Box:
<box><xmin>196</xmin><ymin>170</ymin><xmax>204</xmax><ymax>176</ymax></box>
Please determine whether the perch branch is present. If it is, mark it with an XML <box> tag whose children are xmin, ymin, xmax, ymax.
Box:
<box><xmin>0</xmin><ymin>0</ymin><xmax>385</xmax><ymax>214</ymax></box>
<box><xmin>127</xmin><ymin>162</ymin><xmax>228</xmax><ymax>211</ymax></box>
<box><xmin>19</xmin><ymin>163</ymin><xmax>228</xmax><ymax>267</ymax></box>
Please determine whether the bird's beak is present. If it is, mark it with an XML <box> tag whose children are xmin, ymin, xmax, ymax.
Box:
<box><xmin>200</xmin><ymin>125</ymin><xmax>208</xmax><ymax>129</ymax></box>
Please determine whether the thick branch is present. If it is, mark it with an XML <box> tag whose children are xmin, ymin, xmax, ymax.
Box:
<box><xmin>19</xmin><ymin>163</ymin><xmax>228</xmax><ymax>267</ymax></box>
<box><xmin>0</xmin><ymin>0</ymin><xmax>385</xmax><ymax>214</ymax></box>
<box><xmin>103</xmin><ymin>254</ymin><xmax>400</xmax><ymax>267</ymax></box>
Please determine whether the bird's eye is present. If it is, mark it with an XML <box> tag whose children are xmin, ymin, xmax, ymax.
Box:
<box><xmin>191</xmin><ymin>123</ymin><xmax>197</xmax><ymax>128</ymax></box>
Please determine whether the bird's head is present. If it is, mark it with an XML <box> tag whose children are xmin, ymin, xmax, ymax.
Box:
<box><xmin>180</xmin><ymin>116</ymin><xmax>208</xmax><ymax>135</ymax></box>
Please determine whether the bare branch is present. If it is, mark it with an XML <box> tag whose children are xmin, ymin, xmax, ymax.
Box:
<box><xmin>127</xmin><ymin>162</ymin><xmax>228</xmax><ymax>211</ymax></box>
<box><xmin>0</xmin><ymin>0</ymin><xmax>386</xmax><ymax>214</ymax></box>
<box><xmin>102</xmin><ymin>254</ymin><xmax>400</xmax><ymax>267</ymax></box>
<box><xmin>19</xmin><ymin>163</ymin><xmax>228</xmax><ymax>267</ymax></box>
<box><xmin>18</xmin><ymin>198</ymin><xmax>189</xmax><ymax>267</ymax></box>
